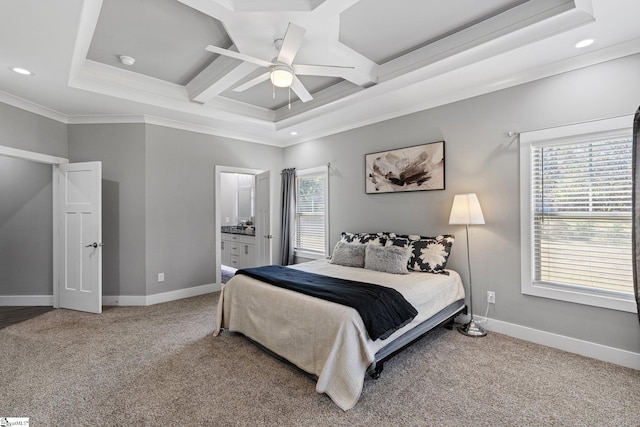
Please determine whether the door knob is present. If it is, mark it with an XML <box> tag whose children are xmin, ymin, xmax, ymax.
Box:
<box><xmin>85</xmin><ymin>242</ymin><xmax>104</xmax><ymax>248</ymax></box>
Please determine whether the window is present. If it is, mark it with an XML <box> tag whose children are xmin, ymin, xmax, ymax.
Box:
<box><xmin>520</xmin><ymin>116</ymin><xmax>636</xmax><ymax>312</ymax></box>
<box><xmin>295</xmin><ymin>166</ymin><xmax>329</xmax><ymax>258</ymax></box>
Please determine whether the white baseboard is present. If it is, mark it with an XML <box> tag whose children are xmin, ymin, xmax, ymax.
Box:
<box><xmin>0</xmin><ymin>295</ymin><xmax>53</xmax><ymax>306</ymax></box>
<box><xmin>146</xmin><ymin>282</ymin><xmax>219</xmax><ymax>306</ymax></box>
<box><xmin>102</xmin><ymin>295</ymin><xmax>147</xmax><ymax>306</ymax></box>
<box><xmin>475</xmin><ymin>315</ymin><xmax>640</xmax><ymax>371</ymax></box>
<box><xmin>104</xmin><ymin>282</ymin><xmax>220</xmax><ymax>307</ymax></box>
<box><xmin>1</xmin><ymin>284</ymin><xmax>220</xmax><ymax>308</ymax></box>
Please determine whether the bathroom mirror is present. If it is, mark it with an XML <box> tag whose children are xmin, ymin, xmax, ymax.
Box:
<box><xmin>220</xmin><ymin>172</ymin><xmax>255</xmax><ymax>225</ymax></box>
<box><xmin>237</xmin><ymin>185</ymin><xmax>253</xmax><ymax>220</ymax></box>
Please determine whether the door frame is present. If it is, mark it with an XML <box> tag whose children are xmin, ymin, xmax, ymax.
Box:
<box><xmin>214</xmin><ymin>165</ymin><xmax>265</xmax><ymax>286</ymax></box>
<box><xmin>0</xmin><ymin>145</ymin><xmax>69</xmax><ymax>308</ymax></box>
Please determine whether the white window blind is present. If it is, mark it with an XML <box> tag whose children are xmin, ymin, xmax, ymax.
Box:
<box><xmin>295</xmin><ymin>167</ymin><xmax>328</xmax><ymax>256</ymax></box>
<box><xmin>531</xmin><ymin>137</ymin><xmax>633</xmax><ymax>296</ymax></box>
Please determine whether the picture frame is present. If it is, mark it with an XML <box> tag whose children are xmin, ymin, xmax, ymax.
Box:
<box><xmin>365</xmin><ymin>141</ymin><xmax>445</xmax><ymax>194</ymax></box>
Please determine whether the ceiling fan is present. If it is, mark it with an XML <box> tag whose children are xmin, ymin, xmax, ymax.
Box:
<box><xmin>205</xmin><ymin>23</ymin><xmax>353</xmax><ymax>103</ymax></box>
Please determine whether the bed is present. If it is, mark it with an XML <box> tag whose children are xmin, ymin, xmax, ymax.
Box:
<box><xmin>214</xmin><ymin>232</ymin><xmax>465</xmax><ymax>410</ymax></box>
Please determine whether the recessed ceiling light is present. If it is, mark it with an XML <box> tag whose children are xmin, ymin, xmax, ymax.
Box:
<box><xmin>290</xmin><ymin>131</ymin><xmax>298</xmax><ymax>136</ymax></box>
<box><xmin>575</xmin><ymin>39</ymin><xmax>594</xmax><ymax>49</ymax></box>
<box><xmin>11</xmin><ymin>67</ymin><xmax>33</xmax><ymax>76</ymax></box>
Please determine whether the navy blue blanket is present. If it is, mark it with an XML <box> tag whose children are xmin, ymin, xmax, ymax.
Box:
<box><xmin>235</xmin><ymin>265</ymin><xmax>417</xmax><ymax>340</ymax></box>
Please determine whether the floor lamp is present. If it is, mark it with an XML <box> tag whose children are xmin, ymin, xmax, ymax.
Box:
<box><xmin>449</xmin><ymin>193</ymin><xmax>487</xmax><ymax>337</ymax></box>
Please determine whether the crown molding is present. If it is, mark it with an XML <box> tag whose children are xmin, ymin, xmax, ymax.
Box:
<box><xmin>66</xmin><ymin>114</ymin><xmax>284</xmax><ymax>147</ymax></box>
<box><xmin>142</xmin><ymin>115</ymin><xmax>284</xmax><ymax>146</ymax></box>
<box><xmin>0</xmin><ymin>91</ymin><xmax>68</xmax><ymax>123</ymax></box>
<box><xmin>0</xmin><ymin>92</ymin><xmax>284</xmax><ymax>146</ymax></box>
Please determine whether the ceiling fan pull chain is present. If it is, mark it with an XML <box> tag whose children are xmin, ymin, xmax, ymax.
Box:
<box><xmin>288</xmin><ymin>86</ymin><xmax>291</xmax><ymax>109</ymax></box>
<box><xmin>272</xmin><ymin>83</ymin><xmax>275</xmax><ymax>99</ymax></box>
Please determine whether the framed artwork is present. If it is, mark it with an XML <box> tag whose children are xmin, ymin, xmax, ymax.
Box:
<box><xmin>365</xmin><ymin>141</ymin><xmax>445</xmax><ymax>194</ymax></box>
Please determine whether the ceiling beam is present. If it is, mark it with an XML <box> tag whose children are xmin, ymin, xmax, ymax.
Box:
<box><xmin>186</xmin><ymin>55</ymin><xmax>259</xmax><ymax>103</ymax></box>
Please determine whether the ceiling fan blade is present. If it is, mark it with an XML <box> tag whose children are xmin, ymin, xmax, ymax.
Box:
<box><xmin>205</xmin><ymin>45</ymin><xmax>273</xmax><ymax>68</ymax></box>
<box><xmin>276</xmin><ymin>23</ymin><xmax>306</xmax><ymax>66</ymax></box>
<box><xmin>290</xmin><ymin>76</ymin><xmax>313</xmax><ymax>103</ymax></box>
<box><xmin>294</xmin><ymin>64</ymin><xmax>355</xmax><ymax>79</ymax></box>
<box><xmin>233</xmin><ymin>72</ymin><xmax>271</xmax><ymax>93</ymax></box>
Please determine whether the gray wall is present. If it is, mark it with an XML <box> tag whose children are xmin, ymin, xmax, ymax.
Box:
<box><xmin>0</xmin><ymin>157</ymin><xmax>53</xmax><ymax>295</ymax></box>
<box><xmin>67</xmin><ymin>123</ymin><xmax>283</xmax><ymax>298</ymax></box>
<box><xmin>284</xmin><ymin>53</ymin><xmax>640</xmax><ymax>355</ymax></box>
<box><xmin>68</xmin><ymin>123</ymin><xmax>147</xmax><ymax>297</ymax></box>
<box><xmin>0</xmin><ymin>103</ymin><xmax>67</xmax><ymax>158</ymax></box>
<box><xmin>144</xmin><ymin>124</ymin><xmax>283</xmax><ymax>295</ymax></box>
<box><xmin>0</xmin><ymin>103</ymin><xmax>67</xmax><ymax>297</ymax></box>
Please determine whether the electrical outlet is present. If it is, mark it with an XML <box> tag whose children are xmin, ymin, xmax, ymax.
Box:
<box><xmin>487</xmin><ymin>291</ymin><xmax>495</xmax><ymax>304</ymax></box>
<box><xmin>158</xmin><ymin>272</ymin><xmax>165</xmax><ymax>282</ymax></box>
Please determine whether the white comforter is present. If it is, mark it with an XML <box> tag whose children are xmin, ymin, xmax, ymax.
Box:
<box><xmin>214</xmin><ymin>259</ymin><xmax>464</xmax><ymax>410</ymax></box>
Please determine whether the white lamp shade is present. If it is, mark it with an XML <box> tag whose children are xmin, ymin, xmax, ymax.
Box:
<box><xmin>449</xmin><ymin>193</ymin><xmax>485</xmax><ymax>225</ymax></box>
<box><xmin>270</xmin><ymin>66</ymin><xmax>294</xmax><ymax>88</ymax></box>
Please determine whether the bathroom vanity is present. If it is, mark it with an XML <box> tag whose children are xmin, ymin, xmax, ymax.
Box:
<box><xmin>221</xmin><ymin>227</ymin><xmax>256</xmax><ymax>269</ymax></box>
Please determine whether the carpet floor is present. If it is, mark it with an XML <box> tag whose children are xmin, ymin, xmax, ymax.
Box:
<box><xmin>2</xmin><ymin>293</ymin><xmax>638</xmax><ymax>426</ymax></box>
<box><xmin>0</xmin><ymin>306</ymin><xmax>54</xmax><ymax>329</ymax></box>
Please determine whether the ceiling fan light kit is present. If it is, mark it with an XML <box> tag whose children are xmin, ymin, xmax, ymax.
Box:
<box><xmin>270</xmin><ymin>64</ymin><xmax>294</xmax><ymax>88</ymax></box>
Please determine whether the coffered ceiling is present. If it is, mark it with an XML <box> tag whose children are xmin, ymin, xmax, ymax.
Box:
<box><xmin>1</xmin><ymin>0</ymin><xmax>640</xmax><ymax>146</ymax></box>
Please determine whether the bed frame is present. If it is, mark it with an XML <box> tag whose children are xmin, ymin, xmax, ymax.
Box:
<box><xmin>367</xmin><ymin>299</ymin><xmax>466</xmax><ymax>379</ymax></box>
<box><xmin>236</xmin><ymin>299</ymin><xmax>467</xmax><ymax>382</ymax></box>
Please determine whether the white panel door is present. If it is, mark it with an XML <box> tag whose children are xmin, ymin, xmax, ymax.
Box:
<box><xmin>255</xmin><ymin>171</ymin><xmax>271</xmax><ymax>266</ymax></box>
<box><xmin>55</xmin><ymin>162</ymin><xmax>102</xmax><ymax>313</ymax></box>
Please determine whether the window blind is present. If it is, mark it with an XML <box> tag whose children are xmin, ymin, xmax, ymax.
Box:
<box><xmin>531</xmin><ymin>137</ymin><xmax>633</xmax><ymax>295</ymax></box>
<box><xmin>295</xmin><ymin>172</ymin><xmax>326</xmax><ymax>254</ymax></box>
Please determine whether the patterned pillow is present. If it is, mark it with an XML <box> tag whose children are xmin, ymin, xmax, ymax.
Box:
<box><xmin>386</xmin><ymin>234</ymin><xmax>455</xmax><ymax>275</ymax></box>
<box><xmin>340</xmin><ymin>232</ymin><xmax>387</xmax><ymax>246</ymax></box>
<box><xmin>364</xmin><ymin>245</ymin><xmax>411</xmax><ymax>275</ymax></box>
<box><xmin>330</xmin><ymin>241</ymin><xmax>366</xmax><ymax>268</ymax></box>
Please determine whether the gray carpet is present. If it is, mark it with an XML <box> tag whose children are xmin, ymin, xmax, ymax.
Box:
<box><xmin>0</xmin><ymin>306</ymin><xmax>54</xmax><ymax>329</ymax></box>
<box><xmin>2</xmin><ymin>293</ymin><xmax>638</xmax><ymax>426</ymax></box>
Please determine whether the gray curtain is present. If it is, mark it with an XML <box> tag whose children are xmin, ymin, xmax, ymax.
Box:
<box><xmin>633</xmin><ymin>107</ymin><xmax>640</xmax><ymax>323</ymax></box>
<box><xmin>280</xmin><ymin>168</ymin><xmax>296</xmax><ymax>266</ymax></box>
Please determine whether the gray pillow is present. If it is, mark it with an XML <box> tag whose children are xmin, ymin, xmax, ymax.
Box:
<box><xmin>330</xmin><ymin>241</ymin><xmax>366</xmax><ymax>268</ymax></box>
<box><xmin>364</xmin><ymin>245</ymin><xmax>411</xmax><ymax>275</ymax></box>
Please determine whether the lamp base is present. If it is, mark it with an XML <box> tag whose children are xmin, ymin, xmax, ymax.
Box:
<box><xmin>457</xmin><ymin>318</ymin><xmax>487</xmax><ymax>337</ymax></box>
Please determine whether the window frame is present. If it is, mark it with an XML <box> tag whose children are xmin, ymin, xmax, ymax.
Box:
<box><xmin>520</xmin><ymin>115</ymin><xmax>636</xmax><ymax>313</ymax></box>
<box><xmin>294</xmin><ymin>165</ymin><xmax>329</xmax><ymax>260</ymax></box>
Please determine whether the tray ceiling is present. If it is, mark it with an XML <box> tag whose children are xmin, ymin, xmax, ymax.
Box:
<box><xmin>84</xmin><ymin>0</ymin><xmax>533</xmax><ymax>110</ymax></box>
<box><xmin>1</xmin><ymin>0</ymin><xmax>640</xmax><ymax>146</ymax></box>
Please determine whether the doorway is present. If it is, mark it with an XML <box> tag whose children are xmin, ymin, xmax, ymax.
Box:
<box><xmin>214</xmin><ymin>166</ymin><xmax>271</xmax><ymax>286</ymax></box>
<box><xmin>0</xmin><ymin>155</ymin><xmax>54</xmax><ymax>328</ymax></box>
<box><xmin>0</xmin><ymin>146</ymin><xmax>67</xmax><ymax>310</ymax></box>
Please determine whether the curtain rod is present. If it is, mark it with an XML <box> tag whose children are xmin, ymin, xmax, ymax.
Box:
<box><xmin>506</xmin><ymin>113</ymin><xmax>634</xmax><ymax>137</ymax></box>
